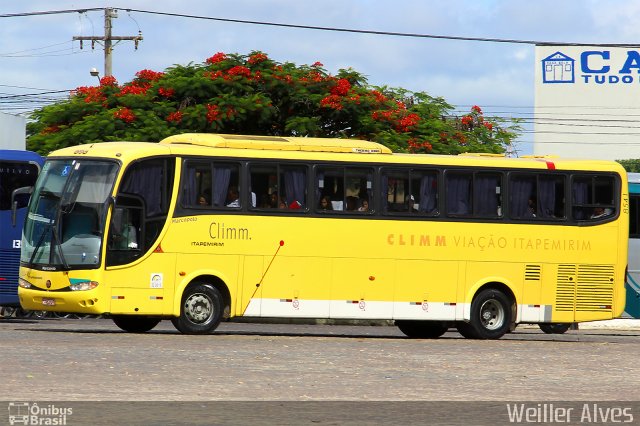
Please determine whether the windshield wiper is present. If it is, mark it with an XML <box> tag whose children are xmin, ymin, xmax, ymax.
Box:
<box><xmin>28</xmin><ymin>222</ymin><xmax>52</xmax><ymax>267</ymax></box>
<box><xmin>51</xmin><ymin>219</ymin><xmax>69</xmax><ymax>269</ymax></box>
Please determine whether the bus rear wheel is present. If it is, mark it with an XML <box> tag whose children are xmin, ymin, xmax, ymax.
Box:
<box><xmin>396</xmin><ymin>320</ymin><xmax>449</xmax><ymax>338</ymax></box>
<box><xmin>112</xmin><ymin>315</ymin><xmax>161</xmax><ymax>333</ymax></box>
<box><xmin>171</xmin><ymin>283</ymin><xmax>223</xmax><ymax>335</ymax></box>
<box><xmin>456</xmin><ymin>289</ymin><xmax>512</xmax><ymax>339</ymax></box>
<box><xmin>539</xmin><ymin>323</ymin><xmax>571</xmax><ymax>334</ymax></box>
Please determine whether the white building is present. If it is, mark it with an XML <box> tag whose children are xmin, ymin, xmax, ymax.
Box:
<box><xmin>0</xmin><ymin>112</ymin><xmax>26</xmax><ymax>150</ymax></box>
<box><xmin>535</xmin><ymin>45</ymin><xmax>640</xmax><ymax>161</ymax></box>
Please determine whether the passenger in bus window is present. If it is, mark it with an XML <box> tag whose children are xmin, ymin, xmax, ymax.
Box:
<box><xmin>319</xmin><ymin>195</ymin><xmax>333</xmax><ymax>210</ymax></box>
<box><xmin>527</xmin><ymin>198</ymin><xmax>536</xmax><ymax>217</ymax></box>
<box><xmin>226</xmin><ymin>186</ymin><xmax>240</xmax><ymax>207</ymax></box>
<box><xmin>405</xmin><ymin>195</ymin><xmax>416</xmax><ymax>212</ymax></box>
<box><xmin>270</xmin><ymin>192</ymin><xmax>279</xmax><ymax>208</ymax></box>
<box><xmin>345</xmin><ymin>196</ymin><xmax>359</xmax><ymax>211</ymax></box>
<box><xmin>591</xmin><ymin>207</ymin><xmax>612</xmax><ymax>219</ymax></box>
<box><xmin>358</xmin><ymin>199</ymin><xmax>369</xmax><ymax>212</ymax></box>
<box><xmin>198</xmin><ymin>194</ymin><xmax>209</xmax><ymax>206</ymax></box>
<box><xmin>259</xmin><ymin>194</ymin><xmax>271</xmax><ymax>208</ymax></box>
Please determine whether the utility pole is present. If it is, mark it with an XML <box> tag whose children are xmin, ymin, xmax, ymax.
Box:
<box><xmin>73</xmin><ymin>8</ymin><xmax>143</xmax><ymax>77</ymax></box>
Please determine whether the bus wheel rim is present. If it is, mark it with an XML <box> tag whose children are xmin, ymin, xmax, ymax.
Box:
<box><xmin>184</xmin><ymin>293</ymin><xmax>213</xmax><ymax>324</ymax></box>
<box><xmin>479</xmin><ymin>299</ymin><xmax>504</xmax><ymax>330</ymax></box>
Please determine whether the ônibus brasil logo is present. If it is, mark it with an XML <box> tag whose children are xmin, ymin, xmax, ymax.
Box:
<box><xmin>8</xmin><ymin>402</ymin><xmax>73</xmax><ymax>425</ymax></box>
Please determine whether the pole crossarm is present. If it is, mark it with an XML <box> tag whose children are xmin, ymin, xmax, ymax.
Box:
<box><xmin>72</xmin><ymin>7</ymin><xmax>142</xmax><ymax>77</ymax></box>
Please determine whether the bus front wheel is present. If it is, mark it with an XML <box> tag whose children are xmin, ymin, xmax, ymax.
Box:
<box><xmin>456</xmin><ymin>289</ymin><xmax>512</xmax><ymax>339</ymax></box>
<box><xmin>171</xmin><ymin>283</ymin><xmax>223</xmax><ymax>334</ymax></box>
<box><xmin>396</xmin><ymin>320</ymin><xmax>449</xmax><ymax>338</ymax></box>
<box><xmin>112</xmin><ymin>315</ymin><xmax>161</xmax><ymax>333</ymax></box>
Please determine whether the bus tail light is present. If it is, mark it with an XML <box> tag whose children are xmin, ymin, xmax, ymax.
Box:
<box><xmin>69</xmin><ymin>281</ymin><xmax>99</xmax><ymax>291</ymax></box>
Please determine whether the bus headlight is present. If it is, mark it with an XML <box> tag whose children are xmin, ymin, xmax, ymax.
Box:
<box><xmin>69</xmin><ymin>281</ymin><xmax>99</xmax><ymax>291</ymax></box>
<box><xmin>18</xmin><ymin>278</ymin><xmax>32</xmax><ymax>289</ymax></box>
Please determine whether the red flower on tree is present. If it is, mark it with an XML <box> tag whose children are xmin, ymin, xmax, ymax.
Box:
<box><xmin>118</xmin><ymin>83</ymin><xmax>150</xmax><ymax>96</ymax></box>
<box><xmin>471</xmin><ymin>105</ymin><xmax>482</xmax><ymax>114</ymax></box>
<box><xmin>206</xmin><ymin>52</ymin><xmax>227</xmax><ymax>64</ymax></box>
<box><xmin>166</xmin><ymin>111</ymin><xmax>183</xmax><ymax>123</ymax></box>
<box><xmin>320</xmin><ymin>95</ymin><xmax>343</xmax><ymax>110</ymax></box>
<box><xmin>227</xmin><ymin>66</ymin><xmax>251</xmax><ymax>79</ymax></box>
<box><xmin>204</xmin><ymin>71</ymin><xmax>224</xmax><ymax>80</ymax></box>
<box><xmin>158</xmin><ymin>87</ymin><xmax>175</xmax><ymax>98</ymax></box>
<box><xmin>113</xmin><ymin>107</ymin><xmax>136</xmax><ymax>123</ymax></box>
<box><xmin>407</xmin><ymin>137</ymin><xmax>432</xmax><ymax>153</ymax></box>
<box><xmin>370</xmin><ymin>90</ymin><xmax>387</xmax><ymax>104</ymax></box>
<box><xmin>41</xmin><ymin>125</ymin><xmax>60</xmax><ymax>135</ymax></box>
<box><xmin>396</xmin><ymin>113</ymin><xmax>421</xmax><ymax>132</ymax></box>
<box><xmin>248</xmin><ymin>52</ymin><xmax>268</xmax><ymax>64</ymax></box>
<box><xmin>330</xmin><ymin>78</ymin><xmax>351</xmax><ymax>96</ymax></box>
<box><xmin>73</xmin><ymin>86</ymin><xmax>105</xmax><ymax>104</ymax></box>
<box><xmin>206</xmin><ymin>104</ymin><xmax>220</xmax><ymax>123</ymax></box>
<box><xmin>99</xmin><ymin>75</ymin><xmax>118</xmax><ymax>86</ymax></box>
<box><xmin>135</xmin><ymin>69</ymin><xmax>164</xmax><ymax>81</ymax></box>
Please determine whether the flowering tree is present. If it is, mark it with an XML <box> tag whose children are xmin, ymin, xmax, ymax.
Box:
<box><xmin>27</xmin><ymin>51</ymin><xmax>521</xmax><ymax>155</ymax></box>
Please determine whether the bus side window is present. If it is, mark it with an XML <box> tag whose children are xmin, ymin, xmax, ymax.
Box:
<box><xmin>445</xmin><ymin>172</ymin><xmax>471</xmax><ymax>216</ymax></box>
<box><xmin>317</xmin><ymin>166</ymin><xmax>372</xmax><ymax>214</ymax></box>
<box><xmin>572</xmin><ymin>175</ymin><xmax>615</xmax><ymax>221</ymax></box>
<box><xmin>109</xmin><ymin>206</ymin><xmax>140</xmax><ymax>250</ymax></box>
<box><xmin>181</xmin><ymin>161</ymin><xmax>212</xmax><ymax>208</ymax></box>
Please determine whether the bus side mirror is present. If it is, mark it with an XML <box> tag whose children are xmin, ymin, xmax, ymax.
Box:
<box><xmin>11</xmin><ymin>186</ymin><xmax>33</xmax><ymax>227</ymax></box>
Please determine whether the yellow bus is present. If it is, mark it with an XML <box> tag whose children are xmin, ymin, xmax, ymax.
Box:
<box><xmin>18</xmin><ymin>134</ymin><xmax>628</xmax><ymax>339</ymax></box>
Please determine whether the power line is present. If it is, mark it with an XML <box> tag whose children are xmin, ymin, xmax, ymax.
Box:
<box><xmin>3</xmin><ymin>7</ymin><xmax>640</xmax><ymax>47</ymax></box>
<box><xmin>0</xmin><ymin>8</ymin><xmax>103</xmax><ymax>18</ymax></box>
<box><xmin>123</xmin><ymin>8</ymin><xmax>640</xmax><ymax>47</ymax></box>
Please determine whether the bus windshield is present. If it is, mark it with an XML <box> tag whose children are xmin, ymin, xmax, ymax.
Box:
<box><xmin>20</xmin><ymin>159</ymin><xmax>119</xmax><ymax>270</ymax></box>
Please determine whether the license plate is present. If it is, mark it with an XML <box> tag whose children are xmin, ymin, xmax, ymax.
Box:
<box><xmin>42</xmin><ymin>298</ymin><xmax>56</xmax><ymax>306</ymax></box>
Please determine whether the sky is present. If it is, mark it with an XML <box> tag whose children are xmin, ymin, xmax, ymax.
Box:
<box><xmin>2</xmin><ymin>0</ymin><xmax>640</xmax><ymax>155</ymax></box>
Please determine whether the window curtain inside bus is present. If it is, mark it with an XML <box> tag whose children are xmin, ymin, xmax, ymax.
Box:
<box><xmin>418</xmin><ymin>174</ymin><xmax>437</xmax><ymax>213</ymax></box>
<box><xmin>538</xmin><ymin>178</ymin><xmax>556</xmax><ymax>218</ymax></box>
<box><xmin>474</xmin><ymin>175</ymin><xmax>499</xmax><ymax>216</ymax></box>
<box><xmin>315</xmin><ymin>170</ymin><xmax>324</xmax><ymax>209</ymax></box>
<box><xmin>212</xmin><ymin>166</ymin><xmax>231</xmax><ymax>207</ymax></box>
<box><xmin>120</xmin><ymin>162</ymin><xmax>163</xmax><ymax>217</ymax></box>
<box><xmin>182</xmin><ymin>167</ymin><xmax>197</xmax><ymax>206</ymax></box>
<box><xmin>446</xmin><ymin>175</ymin><xmax>470</xmax><ymax>215</ymax></box>
<box><xmin>381</xmin><ymin>175</ymin><xmax>388</xmax><ymax>212</ymax></box>
<box><xmin>284</xmin><ymin>169</ymin><xmax>306</xmax><ymax>207</ymax></box>
<box><xmin>572</xmin><ymin>180</ymin><xmax>589</xmax><ymax>220</ymax></box>
<box><xmin>365</xmin><ymin>171</ymin><xmax>373</xmax><ymax>209</ymax></box>
<box><xmin>509</xmin><ymin>178</ymin><xmax>534</xmax><ymax>218</ymax></box>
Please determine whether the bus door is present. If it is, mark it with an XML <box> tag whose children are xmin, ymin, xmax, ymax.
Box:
<box><xmin>105</xmin><ymin>197</ymin><xmax>175</xmax><ymax>315</ymax></box>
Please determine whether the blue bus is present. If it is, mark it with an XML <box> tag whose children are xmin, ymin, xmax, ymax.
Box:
<box><xmin>0</xmin><ymin>150</ymin><xmax>43</xmax><ymax>309</ymax></box>
<box><xmin>626</xmin><ymin>173</ymin><xmax>640</xmax><ymax>318</ymax></box>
